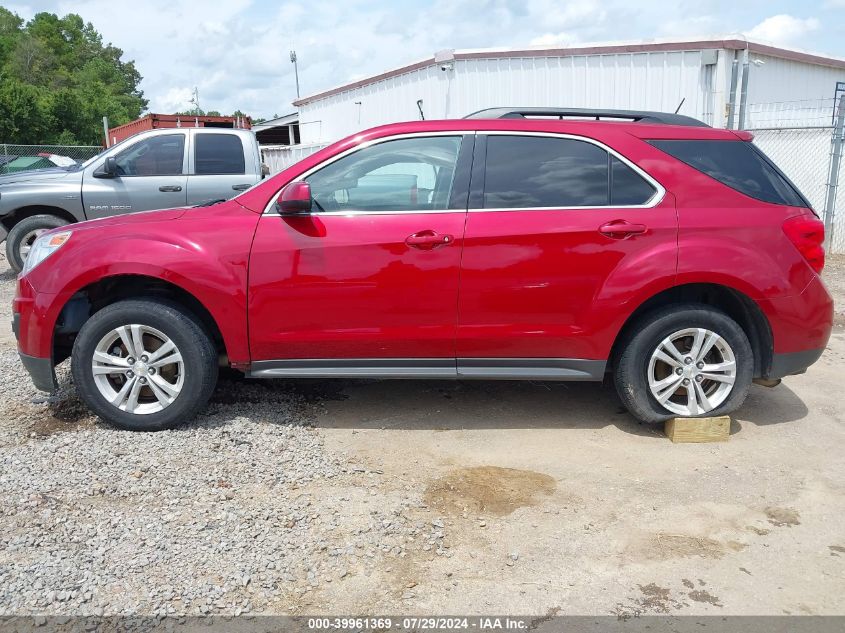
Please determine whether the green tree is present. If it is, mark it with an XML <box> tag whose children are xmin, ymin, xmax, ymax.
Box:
<box><xmin>0</xmin><ymin>7</ymin><xmax>23</xmax><ymax>70</ymax></box>
<box><xmin>0</xmin><ymin>8</ymin><xmax>147</xmax><ymax>144</ymax></box>
<box><xmin>0</xmin><ymin>79</ymin><xmax>53</xmax><ymax>143</ymax></box>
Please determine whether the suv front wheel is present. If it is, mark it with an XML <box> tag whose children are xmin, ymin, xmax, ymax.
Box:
<box><xmin>71</xmin><ymin>299</ymin><xmax>218</xmax><ymax>431</ymax></box>
<box><xmin>614</xmin><ymin>305</ymin><xmax>753</xmax><ymax>423</ymax></box>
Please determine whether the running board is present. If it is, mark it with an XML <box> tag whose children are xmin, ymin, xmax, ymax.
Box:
<box><xmin>457</xmin><ymin>358</ymin><xmax>605</xmax><ymax>380</ymax></box>
<box><xmin>247</xmin><ymin>358</ymin><xmax>606</xmax><ymax>381</ymax></box>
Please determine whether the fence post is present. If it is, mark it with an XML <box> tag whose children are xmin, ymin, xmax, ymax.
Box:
<box><xmin>824</xmin><ymin>95</ymin><xmax>845</xmax><ymax>251</ymax></box>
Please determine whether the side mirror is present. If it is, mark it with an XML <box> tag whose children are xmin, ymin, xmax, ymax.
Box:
<box><xmin>94</xmin><ymin>156</ymin><xmax>118</xmax><ymax>179</ymax></box>
<box><xmin>276</xmin><ymin>181</ymin><xmax>312</xmax><ymax>215</ymax></box>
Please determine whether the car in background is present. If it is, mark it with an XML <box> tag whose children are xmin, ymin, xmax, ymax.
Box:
<box><xmin>0</xmin><ymin>153</ymin><xmax>80</xmax><ymax>176</ymax></box>
<box><xmin>12</xmin><ymin>108</ymin><xmax>833</xmax><ymax>431</ymax></box>
<box><xmin>0</xmin><ymin>127</ymin><xmax>265</xmax><ymax>272</ymax></box>
<box><xmin>0</xmin><ymin>155</ymin><xmax>58</xmax><ymax>175</ymax></box>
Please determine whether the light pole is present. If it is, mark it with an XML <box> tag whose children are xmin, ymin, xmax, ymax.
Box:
<box><xmin>290</xmin><ymin>50</ymin><xmax>300</xmax><ymax>99</ymax></box>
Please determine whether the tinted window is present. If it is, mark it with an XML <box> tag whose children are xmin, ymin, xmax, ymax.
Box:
<box><xmin>195</xmin><ymin>134</ymin><xmax>245</xmax><ymax>175</ymax></box>
<box><xmin>611</xmin><ymin>156</ymin><xmax>656</xmax><ymax>205</ymax></box>
<box><xmin>484</xmin><ymin>136</ymin><xmax>609</xmax><ymax>208</ymax></box>
<box><xmin>305</xmin><ymin>136</ymin><xmax>461</xmax><ymax>212</ymax></box>
<box><xmin>648</xmin><ymin>139</ymin><xmax>806</xmax><ymax>207</ymax></box>
<box><xmin>114</xmin><ymin>134</ymin><xmax>184</xmax><ymax>176</ymax></box>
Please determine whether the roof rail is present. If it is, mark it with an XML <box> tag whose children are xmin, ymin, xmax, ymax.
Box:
<box><xmin>463</xmin><ymin>107</ymin><xmax>709</xmax><ymax>127</ymax></box>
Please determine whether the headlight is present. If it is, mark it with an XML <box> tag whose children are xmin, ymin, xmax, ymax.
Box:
<box><xmin>22</xmin><ymin>231</ymin><xmax>72</xmax><ymax>274</ymax></box>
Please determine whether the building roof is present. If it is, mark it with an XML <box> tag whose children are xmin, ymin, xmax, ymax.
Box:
<box><xmin>252</xmin><ymin>112</ymin><xmax>299</xmax><ymax>131</ymax></box>
<box><xmin>293</xmin><ymin>36</ymin><xmax>845</xmax><ymax>107</ymax></box>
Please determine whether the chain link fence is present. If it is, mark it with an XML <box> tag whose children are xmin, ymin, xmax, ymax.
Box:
<box><xmin>745</xmin><ymin>97</ymin><xmax>839</xmax><ymax>129</ymax></box>
<box><xmin>748</xmin><ymin>98</ymin><xmax>845</xmax><ymax>254</ymax></box>
<box><xmin>0</xmin><ymin>144</ymin><xmax>102</xmax><ymax>174</ymax></box>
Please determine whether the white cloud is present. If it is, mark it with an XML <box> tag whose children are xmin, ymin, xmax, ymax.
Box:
<box><xmin>746</xmin><ymin>14</ymin><xmax>820</xmax><ymax>45</ymax></box>
<box><xmin>6</xmin><ymin>1</ymin><xmax>840</xmax><ymax>119</ymax></box>
<box><xmin>658</xmin><ymin>15</ymin><xmax>718</xmax><ymax>38</ymax></box>
<box><xmin>2</xmin><ymin>3</ymin><xmax>34</xmax><ymax>19</ymax></box>
<box><xmin>158</xmin><ymin>87</ymin><xmax>195</xmax><ymax>114</ymax></box>
<box><xmin>530</xmin><ymin>32</ymin><xmax>576</xmax><ymax>47</ymax></box>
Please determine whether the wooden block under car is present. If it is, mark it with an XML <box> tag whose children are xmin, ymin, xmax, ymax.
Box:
<box><xmin>664</xmin><ymin>416</ymin><xmax>731</xmax><ymax>443</ymax></box>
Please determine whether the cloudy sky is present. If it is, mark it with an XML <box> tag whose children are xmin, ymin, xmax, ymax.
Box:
<box><xmin>6</xmin><ymin>0</ymin><xmax>845</xmax><ymax>118</ymax></box>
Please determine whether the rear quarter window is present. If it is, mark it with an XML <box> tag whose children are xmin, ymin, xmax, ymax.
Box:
<box><xmin>648</xmin><ymin>139</ymin><xmax>807</xmax><ymax>207</ymax></box>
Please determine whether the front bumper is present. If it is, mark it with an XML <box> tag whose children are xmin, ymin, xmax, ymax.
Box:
<box><xmin>18</xmin><ymin>351</ymin><xmax>58</xmax><ymax>392</ymax></box>
<box><xmin>13</xmin><ymin>279</ymin><xmax>58</xmax><ymax>393</ymax></box>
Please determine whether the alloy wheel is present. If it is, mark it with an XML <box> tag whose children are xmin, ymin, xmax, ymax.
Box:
<box><xmin>91</xmin><ymin>324</ymin><xmax>184</xmax><ymax>415</ymax></box>
<box><xmin>647</xmin><ymin>327</ymin><xmax>737</xmax><ymax>416</ymax></box>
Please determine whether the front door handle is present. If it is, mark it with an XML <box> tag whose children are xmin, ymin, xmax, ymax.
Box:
<box><xmin>599</xmin><ymin>220</ymin><xmax>647</xmax><ymax>239</ymax></box>
<box><xmin>405</xmin><ymin>230</ymin><xmax>454</xmax><ymax>250</ymax></box>
<box><xmin>232</xmin><ymin>184</ymin><xmax>251</xmax><ymax>191</ymax></box>
<box><xmin>159</xmin><ymin>185</ymin><xmax>183</xmax><ymax>192</ymax></box>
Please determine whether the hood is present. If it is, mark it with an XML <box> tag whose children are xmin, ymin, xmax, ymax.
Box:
<box><xmin>0</xmin><ymin>167</ymin><xmax>76</xmax><ymax>186</ymax></box>
<box><xmin>69</xmin><ymin>207</ymin><xmax>188</xmax><ymax>233</ymax></box>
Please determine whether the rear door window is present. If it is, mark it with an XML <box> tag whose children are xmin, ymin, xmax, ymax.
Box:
<box><xmin>483</xmin><ymin>136</ymin><xmax>609</xmax><ymax>208</ymax></box>
<box><xmin>482</xmin><ymin>136</ymin><xmax>657</xmax><ymax>208</ymax></box>
<box><xmin>648</xmin><ymin>139</ymin><xmax>807</xmax><ymax>207</ymax></box>
<box><xmin>194</xmin><ymin>133</ymin><xmax>246</xmax><ymax>175</ymax></box>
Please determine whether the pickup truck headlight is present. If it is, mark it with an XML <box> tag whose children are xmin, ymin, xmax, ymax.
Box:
<box><xmin>22</xmin><ymin>231</ymin><xmax>72</xmax><ymax>274</ymax></box>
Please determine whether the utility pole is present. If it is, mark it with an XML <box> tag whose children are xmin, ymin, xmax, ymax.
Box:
<box><xmin>290</xmin><ymin>50</ymin><xmax>300</xmax><ymax>98</ymax></box>
<box><xmin>102</xmin><ymin>116</ymin><xmax>110</xmax><ymax>147</ymax></box>
<box><xmin>189</xmin><ymin>87</ymin><xmax>201</xmax><ymax>115</ymax></box>
<box><xmin>824</xmin><ymin>94</ymin><xmax>845</xmax><ymax>251</ymax></box>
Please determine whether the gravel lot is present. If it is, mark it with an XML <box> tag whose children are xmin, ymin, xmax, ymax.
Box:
<box><xmin>0</xmin><ymin>252</ymin><xmax>843</xmax><ymax>616</ymax></box>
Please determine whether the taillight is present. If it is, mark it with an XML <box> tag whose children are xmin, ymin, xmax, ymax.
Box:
<box><xmin>782</xmin><ymin>215</ymin><xmax>825</xmax><ymax>274</ymax></box>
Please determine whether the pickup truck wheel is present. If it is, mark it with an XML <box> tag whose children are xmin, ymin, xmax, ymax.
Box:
<box><xmin>614</xmin><ymin>305</ymin><xmax>753</xmax><ymax>424</ymax></box>
<box><xmin>5</xmin><ymin>215</ymin><xmax>70</xmax><ymax>273</ymax></box>
<box><xmin>71</xmin><ymin>299</ymin><xmax>218</xmax><ymax>431</ymax></box>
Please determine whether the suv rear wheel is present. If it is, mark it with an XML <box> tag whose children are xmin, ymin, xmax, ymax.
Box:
<box><xmin>614</xmin><ymin>305</ymin><xmax>753</xmax><ymax>423</ymax></box>
<box><xmin>71</xmin><ymin>299</ymin><xmax>218</xmax><ymax>431</ymax></box>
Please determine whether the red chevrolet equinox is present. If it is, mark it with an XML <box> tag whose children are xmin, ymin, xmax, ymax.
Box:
<box><xmin>12</xmin><ymin>108</ymin><xmax>833</xmax><ymax>431</ymax></box>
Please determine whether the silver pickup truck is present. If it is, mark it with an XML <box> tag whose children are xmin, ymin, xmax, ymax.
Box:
<box><xmin>0</xmin><ymin>127</ymin><xmax>265</xmax><ymax>272</ymax></box>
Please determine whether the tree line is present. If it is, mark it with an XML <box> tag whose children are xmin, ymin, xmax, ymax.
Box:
<box><xmin>0</xmin><ymin>8</ymin><xmax>146</xmax><ymax>146</ymax></box>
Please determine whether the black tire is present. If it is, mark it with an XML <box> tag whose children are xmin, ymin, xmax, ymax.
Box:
<box><xmin>5</xmin><ymin>215</ymin><xmax>70</xmax><ymax>273</ymax></box>
<box><xmin>614</xmin><ymin>304</ymin><xmax>753</xmax><ymax>424</ymax></box>
<box><xmin>71</xmin><ymin>299</ymin><xmax>218</xmax><ymax>431</ymax></box>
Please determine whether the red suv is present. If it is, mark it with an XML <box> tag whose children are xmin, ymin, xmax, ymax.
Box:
<box><xmin>12</xmin><ymin>108</ymin><xmax>833</xmax><ymax>431</ymax></box>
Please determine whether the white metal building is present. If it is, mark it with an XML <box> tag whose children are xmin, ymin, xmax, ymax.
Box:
<box><xmin>291</xmin><ymin>37</ymin><xmax>845</xmax><ymax>144</ymax></box>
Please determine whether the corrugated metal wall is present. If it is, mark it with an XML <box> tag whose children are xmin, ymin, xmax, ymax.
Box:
<box><xmin>744</xmin><ymin>54</ymin><xmax>845</xmax><ymax>128</ymax></box>
<box><xmin>299</xmin><ymin>50</ymin><xmax>718</xmax><ymax>144</ymax></box>
<box><xmin>297</xmin><ymin>48</ymin><xmax>845</xmax><ymax>144</ymax></box>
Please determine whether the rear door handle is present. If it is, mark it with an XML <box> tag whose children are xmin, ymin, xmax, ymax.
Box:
<box><xmin>599</xmin><ymin>220</ymin><xmax>647</xmax><ymax>239</ymax></box>
<box><xmin>159</xmin><ymin>185</ymin><xmax>182</xmax><ymax>192</ymax></box>
<box><xmin>232</xmin><ymin>184</ymin><xmax>251</xmax><ymax>191</ymax></box>
<box><xmin>405</xmin><ymin>230</ymin><xmax>454</xmax><ymax>250</ymax></box>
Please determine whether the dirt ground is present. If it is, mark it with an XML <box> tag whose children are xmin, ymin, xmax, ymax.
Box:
<box><xmin>304</xmin><ymin>255</ymin><xmax>845</xmax><ymax>616</ymax></box>
<box><xmin>1</xmin><ymin>252</ymin><xmax>843</xmax><ymax>616</ymax></box>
